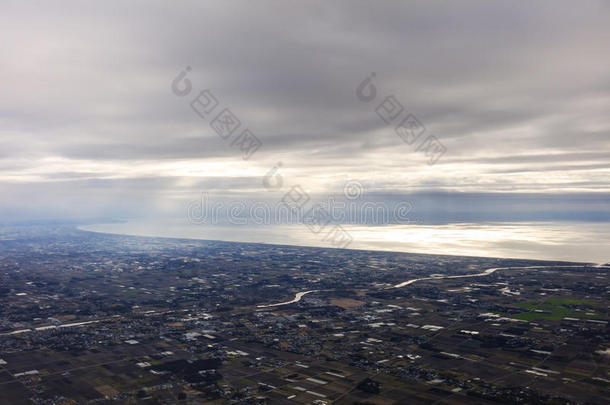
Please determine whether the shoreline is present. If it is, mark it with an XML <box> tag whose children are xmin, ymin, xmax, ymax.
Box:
<box><xmin>76</xmin><ymin>222</ymin><xmax>602</xmax><ymax>265</ymax></box>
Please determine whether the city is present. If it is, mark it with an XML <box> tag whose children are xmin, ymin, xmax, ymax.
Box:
<box><xmin>0</xmin><ymin>225</ymin><xmax>607</xmax><ymax>404</ymax></box>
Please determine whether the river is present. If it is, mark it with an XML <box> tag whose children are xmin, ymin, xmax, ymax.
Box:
<box><xmin>259</xmin><ymin>264</ymin><xmax>608</xmax><ymax>307</ymax></box>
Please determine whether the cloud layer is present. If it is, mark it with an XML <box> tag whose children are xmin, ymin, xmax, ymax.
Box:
<box><xmin>1</xmin><ymin>0</ymin><xmax>609</xmax><ymax>222</ymax></box>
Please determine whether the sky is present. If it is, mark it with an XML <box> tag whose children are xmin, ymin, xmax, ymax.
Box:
<box><xmin>1</xmin><ymin>0</ymin><xmax>609</xmax><ymax>225</ymax></box>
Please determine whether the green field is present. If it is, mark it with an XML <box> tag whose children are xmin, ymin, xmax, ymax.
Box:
<box><xmin>508</xmin><ymin>297</ymin><xmax>602</xmax><ymax>321</ymax></box>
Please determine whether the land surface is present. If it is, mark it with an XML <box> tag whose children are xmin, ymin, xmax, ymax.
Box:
<box><xmin>0</xmin><ymin>225</ymin><xmax>608</xmax><ymax>404</ymax></box>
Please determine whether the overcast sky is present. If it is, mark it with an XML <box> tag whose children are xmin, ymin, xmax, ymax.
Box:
<box><xmin>1</xmin><ymin>0</ymin><xmax>609</xmax><ymax>223</ymax></box>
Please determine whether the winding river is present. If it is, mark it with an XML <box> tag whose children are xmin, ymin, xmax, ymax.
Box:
<box><xmin>258</xmin><ymin>264</ymin><xmax>607</xmax><ymax>308</ymax></box>
<box><xmin>391</xmin><ymin>265</ymin><xmax>549</xmax><ymax>288</ymax></box>
<box><xmin>257</xmin><ymin>290</ymin><xmax>319</xmax><ymax>308</ymax></box>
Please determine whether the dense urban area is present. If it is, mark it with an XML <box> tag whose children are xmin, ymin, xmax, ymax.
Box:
<box><xmin>0</xmin><ymin>225</ymin><xmax>608</xmax><ymax>404</ymax></box>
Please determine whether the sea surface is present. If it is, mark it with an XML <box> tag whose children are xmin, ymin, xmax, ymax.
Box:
<box><xmin>80</xmin><ymin>220</ymin><xmax>610</xmax><ymax>264</ymax></box>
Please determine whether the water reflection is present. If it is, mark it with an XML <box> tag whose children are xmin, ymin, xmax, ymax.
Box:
<box><xmin>81</xmin><ymin>220</ymin><xmax>609</xmax><ymax>264</ymax></box>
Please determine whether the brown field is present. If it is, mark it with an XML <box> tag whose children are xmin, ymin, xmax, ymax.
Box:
<box><xmin>330</xmin><ymin>298</ymin><xmax>366</xmax><ymax>309</ymax></box>
<box><xmin>95</xmin><ymin>385</ymin><xmax>119</xmax><ymax>397</ymax></box>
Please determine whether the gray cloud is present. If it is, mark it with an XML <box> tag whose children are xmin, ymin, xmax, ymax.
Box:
<box><xmin>1</xmin><ymin>0</ymin><xmax>609</xmax><ymax>222</ymax></box>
